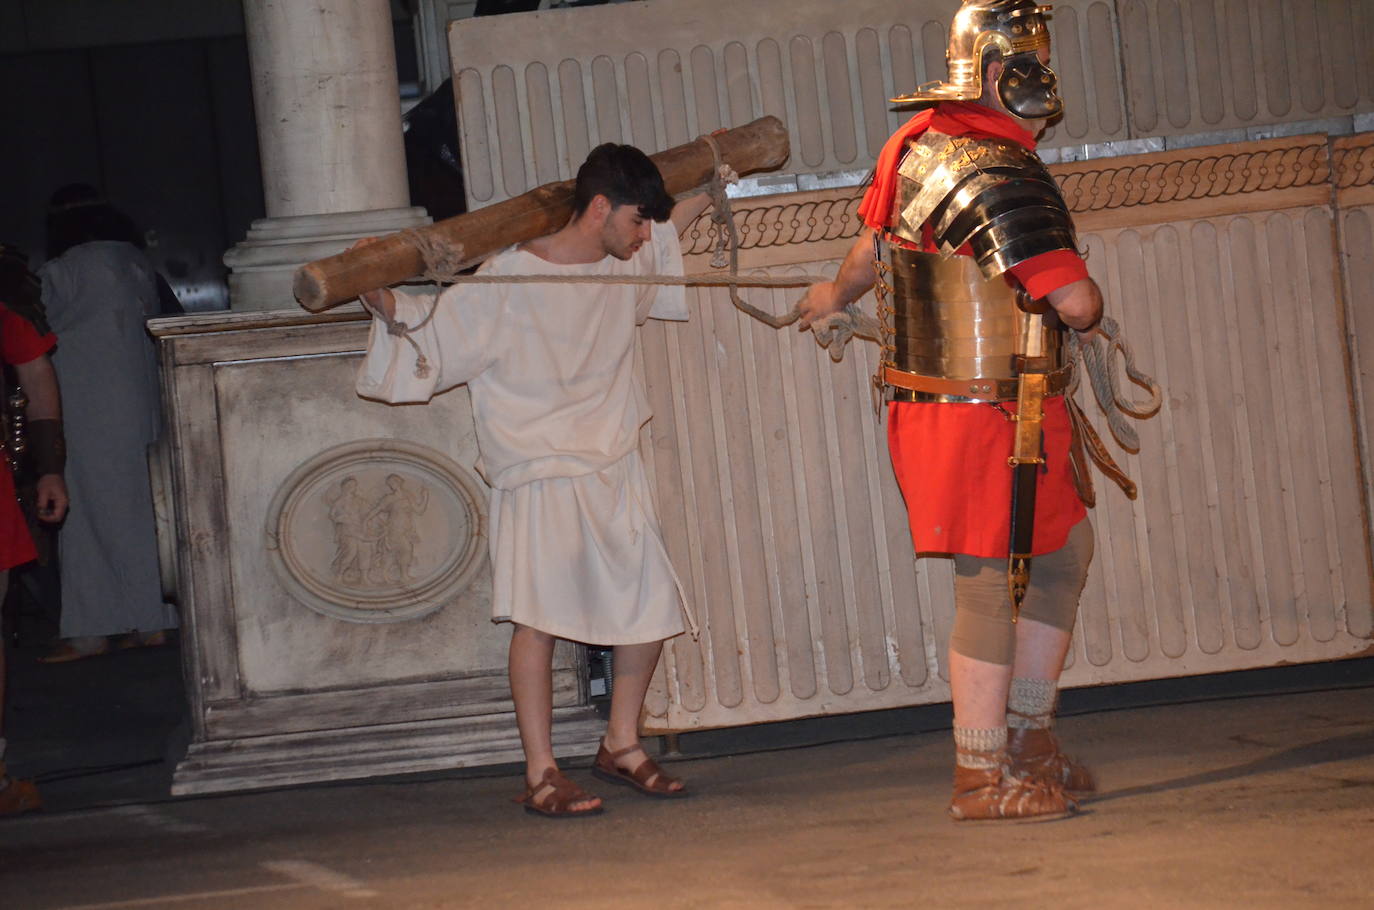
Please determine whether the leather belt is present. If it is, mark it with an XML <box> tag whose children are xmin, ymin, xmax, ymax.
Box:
<box><xmin>880</xmin><ymin>363</ymin><xmax>1073</xmax><ymax>403</ymax></box>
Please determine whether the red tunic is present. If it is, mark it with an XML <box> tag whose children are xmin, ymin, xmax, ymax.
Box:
<box><xmin>1</xmin><ymin>303</ymin><xmax>57</xmax><ymax>570</ymax></box>
<box><xmin>862</xmin><ymin>103</ymin><xmax>1088</xmax><ymax>557</ymax></box>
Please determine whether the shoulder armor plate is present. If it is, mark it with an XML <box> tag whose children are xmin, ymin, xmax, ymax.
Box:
<box><xmin>890</xmin><ymin>132</ymin><xmax>1078</xmax><ymax>279</ymax></box>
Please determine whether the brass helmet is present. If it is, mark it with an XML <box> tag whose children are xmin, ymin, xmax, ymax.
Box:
<box><xmin>892</xmin><ymin>1</ymin><xmax>1062</xmax><ymax>121</ymax></box>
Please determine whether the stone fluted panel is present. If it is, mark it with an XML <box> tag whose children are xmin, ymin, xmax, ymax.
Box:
<box><xmin>641</xmin><ymin>134</ymin><xmax>1374</xmax><ymax>731</ymax></box>
<box><xmin>1110</xmin><ymin>0</ymin><xmax>1374</xmax><ymax>140</ymax></box>
<box><xmin>448</xmin><ymin>0</ymin><xmax>1137</xmax><ymax>208</ymax></box>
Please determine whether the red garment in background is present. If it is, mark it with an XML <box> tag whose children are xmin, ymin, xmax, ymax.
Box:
<box><xmin>1</xmin><ymin>303</ymin><xmax>57</xmax><ymax>569</ymax></box>
<box><xmin>864</xmin><ymin>103</ymin><xmax>1088</xmax><ymax>557</ymax></box>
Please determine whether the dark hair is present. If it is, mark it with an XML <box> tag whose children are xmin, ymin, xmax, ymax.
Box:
<box><xmin>46</xmin><ymin>183</ymin><xmax>144</xmax><ymax>260</ymax></box>
<box><xmin>572</xmin><ymin>143</ymin><xmax>674</xmax><ymax>222</ymax></box>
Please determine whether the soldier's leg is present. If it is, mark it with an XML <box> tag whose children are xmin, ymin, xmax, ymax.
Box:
<box><xmin>947</xmin><ymin>558</ymin><xmax>1074</xmax><ymax>821</ymax></box>
<box><xmin>1007</xmin><ymin>519</ymin><xmax>1096</xmax><ymax>792</ymax></box>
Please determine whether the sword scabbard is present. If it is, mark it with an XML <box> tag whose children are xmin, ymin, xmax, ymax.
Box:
<box><xmin>1007</xmin><ymin>349</ymin><xmax>1050</xmax><ymax>622</ymax></box>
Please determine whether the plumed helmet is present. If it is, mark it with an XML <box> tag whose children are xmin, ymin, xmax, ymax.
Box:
<box><xmin>892</xmin><ymin>1</ymin><xmax>1061</xmax><ymax>120</ymax></box>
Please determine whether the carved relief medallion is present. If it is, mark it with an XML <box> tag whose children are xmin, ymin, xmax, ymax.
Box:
<box><xmin>266</xmin><ymin>440</ymin><xmax>486</xmax><ymax>623</ymax></box>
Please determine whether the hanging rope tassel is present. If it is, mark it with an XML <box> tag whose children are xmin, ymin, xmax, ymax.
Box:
<box><xmin>698</xmin><ymin>131</ymin><xmax>800</xmax><ymax>330</ymax></box>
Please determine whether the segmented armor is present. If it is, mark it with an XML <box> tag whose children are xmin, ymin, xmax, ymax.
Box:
<box><xmin>877</xmin><ymin>131</ymin><xmax>1078</xmax><ymax>403</ymax></box>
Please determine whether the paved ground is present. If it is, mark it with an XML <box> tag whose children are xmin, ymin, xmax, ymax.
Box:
<box><xmin>2</xmin><ymin>682</ymin><xmax>1372</xmax><ymax>909</ymax></box>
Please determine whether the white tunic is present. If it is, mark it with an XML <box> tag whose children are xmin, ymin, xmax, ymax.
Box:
<box><xmin>357</xmin><ymin>221</ymin><xmax>691</xmax><ymax>644</ymax></box>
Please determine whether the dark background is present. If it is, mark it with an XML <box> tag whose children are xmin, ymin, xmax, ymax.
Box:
<box><xmin>0</xmin><ymin>0</ymin><xmax>636</xmax><ymax>311</ymax></box>
<box><xmin>0</xmin><ymin>0</ymin><xmax>421</xmax><ymax>311</ymax></box>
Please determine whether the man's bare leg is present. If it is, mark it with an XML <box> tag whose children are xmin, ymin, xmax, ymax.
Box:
<box><xmin>1007</xmin><ymin>617</ymin><xmax>1094</xmax><ymax>791</ymax></box>
<box><xmin>508</xmin><ymin>623</ymin><xmax>600</xmax><ymax>811</ymax></box>
<box><xmin>949</xmin><ymin>650</ymin><xmax>1014</xmax><ymax>730</ymax></box>
<box><xmin>601</xmin><ymin>640</ymin><xmax>683</xmax><ymax>792</ymax></box>
<box><xmin>1010</xmin><ymin>617</ymin><xmax>1072</xmax><ymax>679</ymax></box>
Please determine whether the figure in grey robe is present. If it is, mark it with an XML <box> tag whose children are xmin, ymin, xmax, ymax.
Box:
<box><xmin>40</xmin><ymin>240</ymin><xmax>176</xmax><ymax>644</ymax></box>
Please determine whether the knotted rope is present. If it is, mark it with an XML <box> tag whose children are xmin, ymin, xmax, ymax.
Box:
<box><xmin>697</xmin><ymin>132</ymin><xmax>800</xmax><ymax>330</ymax></box>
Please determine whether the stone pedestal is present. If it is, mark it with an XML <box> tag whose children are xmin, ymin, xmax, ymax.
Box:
<box><xmin>149</xmin><ymin>312</ymin><xmax>601</xmax><ymax>795</ymax></box>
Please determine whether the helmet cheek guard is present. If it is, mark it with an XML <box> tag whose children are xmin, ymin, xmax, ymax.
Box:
<box><xmin>996</xmin><ymin>53</ymin><xmax>1063</xmax><ymax>120</ymax></box>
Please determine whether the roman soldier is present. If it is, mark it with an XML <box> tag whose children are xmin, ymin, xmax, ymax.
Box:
<box><xmin>799</xmin><ymin>1</ymin><xmax>1102</xmax><ymax>820</ymax></box>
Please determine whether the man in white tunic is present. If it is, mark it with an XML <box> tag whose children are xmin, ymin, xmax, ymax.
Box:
<box><xmin>357</xmin><ymin>144</ymin><xmax>710</xmax><ymax>817</ymax></box>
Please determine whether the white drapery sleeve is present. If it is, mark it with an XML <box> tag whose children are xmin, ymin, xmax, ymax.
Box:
<box><xmin>355</xmin><ymin>267</ymin><xmax>507</xmax><ymax>404</ymax></box>
<box><xmin>637</xmin><ymin>220</ymin><xmax>689</xmax><ymax>325</ymax></box>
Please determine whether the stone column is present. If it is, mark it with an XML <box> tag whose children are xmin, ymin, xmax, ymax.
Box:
<box><xmin>225</xmin><ymin>0</ymin><xmax>430</xmax><ymax>311</ymax></box>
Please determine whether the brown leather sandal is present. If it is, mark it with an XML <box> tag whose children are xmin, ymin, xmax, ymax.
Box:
<box><xmin>591</xmin><ymin>741</ymin><xmax>689</xmax><ymax>799</ymax></box>
<box><xmin>514</xmin><ymin>767</ymin><xmax>603</xmax><ymax>818</ymax></box>
<box><xmin>949</xmin><ymin>766</ymin><xmax>1076</xmax><ymax>821</ymax></box>
<box><xmin>1007</xmin><ymin>726</ymin><xmax>1096</xmax><ymax>794</ymax></box>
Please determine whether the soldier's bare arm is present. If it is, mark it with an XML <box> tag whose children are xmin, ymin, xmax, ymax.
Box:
<box><xmin>797</xmin><ymin>227</ymin><xmax>878</xmax><ymax>329</ymax></box>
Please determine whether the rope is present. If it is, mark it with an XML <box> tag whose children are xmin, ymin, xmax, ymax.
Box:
<box><xmin>699</xmin><ymin>132</ymin><xmax>801</xmax><ymax>330</ymax></box>
<box><xmin>414</xmin><ymin>271</ymin><xmax>827</xmax><ymax>288</ymax></box>
<box><xmin>1067</xmin><ymin>316</ymin><xmax>1163</xmax><ymax>452</ymax></box>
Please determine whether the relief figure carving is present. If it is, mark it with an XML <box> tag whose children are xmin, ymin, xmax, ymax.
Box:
<box><xmin>268</xmin><ymin>440</ymin><xmax>486</xmax><ymax>624</ymax></box>
<box><xmin>325</xmin><ymin>475</ymin><xmax>376</xmax><ymax>586</ymax></box>
<box><xmin>366</xmin><ymin>473</ymin><xmax>430</xmax><ymax>585</ymax></box>
<box><xmin>324</xmin><ymin>473</ymin><xmax>430</xmax><ymax>588</ymax></box>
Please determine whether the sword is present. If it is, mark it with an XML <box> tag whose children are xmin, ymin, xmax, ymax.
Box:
<box><xmin>1007</xmin><ymin>311</ymin><xmax>1052</xmax><ymax>622</ymax></box>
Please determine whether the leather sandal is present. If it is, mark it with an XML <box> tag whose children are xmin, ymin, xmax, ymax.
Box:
<box><xmin>949</xmin><ymin>751</ymin><xmax>1076</xmax><ymax>821</ymax></box>
<box><xmin>591</xmin><ymin>741</ymin><xmax>688</xmax><ymax>799</ymax></box>
<box><xmin>514</xmin><ymin>767</ymin><xmax>603</xmax><ymax>819</ymax></box>
<box><xmin>1007</xmin><ymin>726</ymin><xmax>1096</xmax><ymax>794</ymax></box>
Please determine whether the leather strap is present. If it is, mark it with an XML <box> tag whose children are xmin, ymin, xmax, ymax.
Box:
<box><xmin>882</xmin><ymin>362</ymin><xmax>1073</xmax><ymax>403</ymax></box>
<box><xmin>1066</xmin><ymin>396</ymin><xmax>1137</xmax><ymax>501</ymax></box>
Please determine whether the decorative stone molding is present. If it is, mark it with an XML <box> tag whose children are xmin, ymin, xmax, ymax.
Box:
<box><xmin>1334</xmin><ymin>134</ymin><xmax>1374</xmax><ymax>188</ymax></box>
<box><xmin>1334</xmin><ymin>134</ymin><xmax>1374</xmax><ymax>207</ymax></box>
<box><xmin>446</xmin><ymin>0</ymin><xmax>1373</xmax><ymax>210</ymax></box>
<box><xmin>1055</xmin><ymin>138</ymin><xmax>1330</xmax><ymax>213</ymax></box>
<box><xmin>682</xmin><ymin>195</ymin><xmax>864</xmax><ymax>258</ymax></box>
<box><xmin>684</xmin><ymin>132</ymin><xmax>1358</xmax><ymax>265</ymax></box>
<box><xmin>265</xmin><ymin>440</ymin><xmax>486</xmax><ymax>624</ymax></box>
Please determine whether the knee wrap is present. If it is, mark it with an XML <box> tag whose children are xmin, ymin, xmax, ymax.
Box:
<box><xmin>1018</xmin><ymin>520</ymin><xmax>1094</xmax><ymax>632</ymax></box>
<box><xmin>950</xmin><ymin>556</ymin><xmax>1017</xmax><ymax>665</ymax></box>
<box><xmin>948</xmin><ymin>520</ymin><xmax>1095</xmax><ymax>661</ymax></box>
